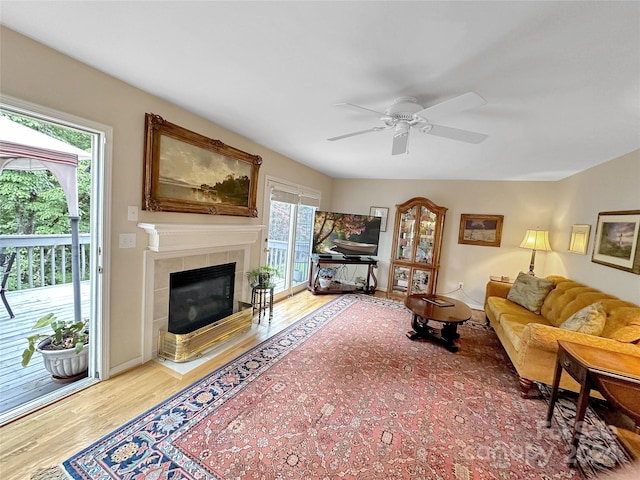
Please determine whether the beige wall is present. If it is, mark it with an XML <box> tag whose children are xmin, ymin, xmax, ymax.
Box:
<box><xmin>329</xmin><ymin>179</ymin><xmax>557</xmax><ymax>308</ymax></box>
<box><xmin>330</xmin><ymin>151</ymin><xmax>640</xmax><ymax>307</ymax></box>
<box><xmin>0</xmin><ymin>27</ymin><xmax>333</xmax><ymax>373</ymax></box>
<box><xmin>547</xmin><ymin>150</ymin><xmax>640</xmax><ymax>302</ymax></box>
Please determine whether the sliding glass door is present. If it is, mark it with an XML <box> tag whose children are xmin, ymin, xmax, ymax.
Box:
<box><xmin>265</xmin><ymin>179</ymin><xmax>319</xmax><ymax>299</ymax></box>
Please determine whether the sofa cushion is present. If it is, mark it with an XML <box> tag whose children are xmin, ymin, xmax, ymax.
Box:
<box><xmin>540</xmin><ymin>277</ymin><xmax>618</xmax><ymax>327</ymax></box>
<box><xmin>601</xmin><ymin>304</ymin><xmax>640</xmax><ymax>339</ymax></box>
<box><xmin>485</xmin><ymin>296</ymin><xmax>533</xmax><ymax>325</ymax></box>
<box><xmin>559</xmin><ymin>302</ymin><xmax>606</xmax><ymax>336</ymax></box>
<box><xmin>501</xmin><ymin>315</ymin><xmax>552</xmax><ymax>352</ymax></box>
<box><xmin>609</xmin><ymin>324</ymin><xmax>640</xmax><ymax>343</ymax></box>
<box><xmin>506</xmin><ymin>272</ymin><xmax>555</xmax><ymax>314</ymax></box>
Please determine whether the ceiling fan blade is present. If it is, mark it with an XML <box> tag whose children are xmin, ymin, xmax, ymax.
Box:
<box><xmin>327</xmin><ymin>126</ymin><xmax>386</xmax><ymax>142</ymax></box>
<box><xmin>424</xmin><ymin>124</ymin><xmax>488</xmax><ymax>144</ymax></box>
<box><xmin>335</xmin><ymin>103</ymin><xmax>387</xmax><ymax>117</ymax></box>
<box><xmin>391</xmin><ymin>132</ymin><xmax>409</xmax><ymax>155</ymax></box>
<box><xmin>415</xmin><ymin>92</ymin><xmax>487</xmax><ymax>121</ymax></box>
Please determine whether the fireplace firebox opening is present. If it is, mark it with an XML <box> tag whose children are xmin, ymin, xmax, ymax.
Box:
<box><xmin>168</xmin><ymin>262</ymin><xmax>235</xmax><ymax>334</ymax></box>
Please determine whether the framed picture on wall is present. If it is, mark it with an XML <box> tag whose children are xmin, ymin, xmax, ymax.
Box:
<box><xmin>568</xmin><ymin>224</ymin><xmax>591</xmax><ymax>255</ymax></box>
<box><xmin>591</xmin><ymin>210</ymin><xmax>640</xmax><ymax>274</ymax></box>
<box><xmin>369</xmin><ymin>206</ymin><xmax>389</xmax><ymax>232</ymax></box>
<box><xmin>142</xmin><ymin>113</ymin><xmax>262</xmax><ymax>217</ymax></box>
<box><xmin>458</xmin><ymin>214</ymin><xmax>504</xmax><ymax>247</ymax></box>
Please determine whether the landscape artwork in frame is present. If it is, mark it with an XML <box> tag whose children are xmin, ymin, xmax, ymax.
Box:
<box><xmin>143</xmin><ymin>113</ymin><xmax>261</xmax><ymax>216</ymax></box>
<box><xmin>458</xmin><ymin>214</ymin><xmax>504</xmax><ymax>247</ymax></box>
<box><xmin>591</xmin><ymin>210</ymin><xmax>640</xmax><ymax>274</ymax></box>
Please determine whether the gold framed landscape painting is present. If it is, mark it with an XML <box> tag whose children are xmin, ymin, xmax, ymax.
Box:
<box><xmin>458</xmin><ymin>214</ymin><xmax>504</xmax><ymax>247</ymax></box>
<box><xmin>143</xmin><ymin>113</ymin><xmax>261</xmax><ymax>216</ymax></box>
<box><xmin>591</xmin><ymin>210</ymin><xmax>640</xmax><ymax>274</ymax></box>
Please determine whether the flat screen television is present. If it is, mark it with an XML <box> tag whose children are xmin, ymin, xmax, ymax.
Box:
<box><xmin>312</xmin><ymin>211</ymin><xmax>382</xmax><ymax>256</ymax></box>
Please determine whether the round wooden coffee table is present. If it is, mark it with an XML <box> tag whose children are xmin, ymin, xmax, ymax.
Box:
<box><xmin>404</xmin><ymin>294</ymin><xmax>472</xmax><ymax>352</ymax></box>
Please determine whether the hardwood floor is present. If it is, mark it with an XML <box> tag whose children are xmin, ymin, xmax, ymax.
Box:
<box><xmin>0</xmin><ymin>290</ymin><xmax>338</xmax><ymax>480</ymax></box>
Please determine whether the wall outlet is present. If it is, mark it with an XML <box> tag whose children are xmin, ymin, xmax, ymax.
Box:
<box><xmin>119</xmin><ymin>233</ymin><xmax>136</xmax><ymax>249</ymax></box>
<box><xmin>457</xmin><ymin>282</ymin><xmax>464</xmax><ymax>290</ymax></box>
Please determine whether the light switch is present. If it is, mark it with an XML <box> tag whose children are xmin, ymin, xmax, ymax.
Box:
<box><xmin>119</xmin><ymin>233</ymin><xmax>136</xmax><ymax>249</ymax></box>
<box><xmin>127</xmin><ymin>206</ymin><xmax>138</xmax><ymax>221</ymax></box>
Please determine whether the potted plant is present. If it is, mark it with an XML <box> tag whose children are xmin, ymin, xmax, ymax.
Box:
<box><xmin>21</xmin><ymin>313</ymin><xmax>89</xmax><ymax>381</ymax></box>
<box><xmin>246</xmin><ymin>265</ymin><xmax>278</xmax><ymax>287</ymax></box>
<box><xmin>318</xmin><ymin>267</ymin><xmax>337</xmax><ymax>288</ymax></box>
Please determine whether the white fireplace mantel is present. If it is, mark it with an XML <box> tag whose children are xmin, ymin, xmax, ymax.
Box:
<box><xmin>137</xmin><ymin>223</ymin><xmax>265</xmax><ymax>252</ymax></box>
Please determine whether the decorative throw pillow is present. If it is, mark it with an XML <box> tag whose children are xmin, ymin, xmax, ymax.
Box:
<box><xmin>506</xmin><ymin>272</ymin><xmax>555</xmax><ymax>314</ymax></box>
<box><xmin>559</xmin><ymin>302</ymin><xmax>607</xmax><ymax>336</ymax></box>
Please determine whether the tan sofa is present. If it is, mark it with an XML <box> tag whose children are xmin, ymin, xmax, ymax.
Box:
<box><xmin>484</xmin><ymin>275</ymin><xmax>640</xmax><ymax>397</ymax></box>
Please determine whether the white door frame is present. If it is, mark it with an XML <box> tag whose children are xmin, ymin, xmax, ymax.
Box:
<box><xmin>263</xmin><ymin>176</ymin><xmax>320</xmax><ymax>300</ymax></box>
<box><xmin>0</xmin><ymin>95</ymin><xmax>112</xmax><ymax>386</ymax></box>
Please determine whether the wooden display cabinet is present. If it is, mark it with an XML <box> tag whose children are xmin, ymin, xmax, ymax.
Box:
<box><xmin>388</xmin><ymin>197</ymin><xmax>447</xmax><ymax>299</ymax></box>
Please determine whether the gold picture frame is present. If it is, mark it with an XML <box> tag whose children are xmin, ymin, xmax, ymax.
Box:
<box><xmin>568</xmin><ymin>224</ymin><xmax>591</xmax><ymax>255</ymax></box>
<box><xmin>143</xmin><ymin>113</ymin><xmax>261</xmax><ymax>216</ymax></box>
<box><xmin>591</xmin><ymin>210</ymin><xmax>640</xmax><ymax>274</ymax></box>
<box><xmin>458</xmin><ymin>214</ymin><xmax>504</xmax><ymax>247</ymax></box>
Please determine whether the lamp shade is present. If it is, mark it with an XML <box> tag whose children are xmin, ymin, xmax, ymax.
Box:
<box><xmin>519</xmin><ymin>230</ymin><xmax>552</xmax><ymax>251</ymax></box>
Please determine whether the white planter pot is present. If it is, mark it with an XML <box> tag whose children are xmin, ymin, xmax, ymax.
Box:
<box><xmin>319</xmin><ymin>278</ymin><xmax>332</xmax><ymax>288</ymax></box>
<box><xmin>37</xmin><ymin>339</ymin><xmax>89</xmax><ymax>379</ymax></box>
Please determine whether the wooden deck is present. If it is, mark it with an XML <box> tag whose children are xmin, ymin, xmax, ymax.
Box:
<box><xmin>0</xmin><ymin>282</ymin><xmax>90</xmax><ymax>415</ymax></box>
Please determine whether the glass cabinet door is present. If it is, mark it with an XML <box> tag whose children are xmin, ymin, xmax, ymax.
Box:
<box><xmin>417</xmin><ymin>206</ymin><xmax>437</xmax><ymax>265</ymax></box>
<box><xmin>410</xmin><ymin>268</ymin><xmax>431</xmax><ymax>295</ymax></box>
<box><xmin>395</xmin><ymin>206</ymin><xmax>417</xmax><ymax>262</ymax></box>
<box><xmin>390</xmin><ymin>266</ymin><xmax>410</xmax><ymax>295</ymax></box>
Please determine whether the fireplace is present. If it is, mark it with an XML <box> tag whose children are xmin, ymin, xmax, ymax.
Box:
<box><xmin>168</xmin><ymin>263</ymin><xmax>235</xmax><ymax>334</ymax></box>
<box><xmin>137</xmin><ymin>222</ymin><xmax>265</xmax><ymax>369</ymax></box>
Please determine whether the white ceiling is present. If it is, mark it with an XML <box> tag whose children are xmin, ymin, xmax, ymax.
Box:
<box><xmin>2</xmin><ymin>1</ymin><xmax>639</xmax><ymax>181</ymax></box>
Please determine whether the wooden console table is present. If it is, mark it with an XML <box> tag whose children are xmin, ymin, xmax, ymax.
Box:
<box><xmin>546</xmin><ymin>340</ymin><xmax>640</xmax><ymax>465</ymax></box>
<box><xmin>308</xmin><ymin>255</ymin><xmax>377</xmax><ymax>295</ymax></box>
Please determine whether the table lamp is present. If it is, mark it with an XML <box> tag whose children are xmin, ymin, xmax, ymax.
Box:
<box><xmin>520</xmin><ymin>229</ymin><xmax>552</xmax><ymax>276</ymax></box>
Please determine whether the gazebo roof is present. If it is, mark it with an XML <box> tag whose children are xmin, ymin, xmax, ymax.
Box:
<box><xmin>0</xmin><ymin>116</ymin><xmax>91</xmax><ymax>216</ymax></box>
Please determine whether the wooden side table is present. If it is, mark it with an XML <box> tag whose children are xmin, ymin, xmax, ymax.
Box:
<box><xmin>489</xmin><ymin>275</ymin><xmax>514</xmax><ymax>284</ymax></box>
<box><xmin>251</xmin><ymin>283</ymin><xmax>274</xmax><ymax>323</ymax></box>
<box><xmin>546</xmin><ymin>341</ymin><xmax>640</xmax><ymax>465</ymax></box>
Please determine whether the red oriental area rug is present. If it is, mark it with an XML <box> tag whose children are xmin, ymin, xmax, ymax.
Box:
<box><xmin>64</xmin><ymin>295</ymin><xmax>618</xmax><ymax>479</ymax></box>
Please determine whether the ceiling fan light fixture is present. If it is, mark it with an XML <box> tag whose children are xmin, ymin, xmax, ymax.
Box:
<box><xmin>394</xmin><ymin>123</ymin><xmax>410</xmax><ymax>138</ymax></box>
<box><xmin>329</xmin><ymin>91</ymin><xmax>488</xmax><ymax>149</ymax></box>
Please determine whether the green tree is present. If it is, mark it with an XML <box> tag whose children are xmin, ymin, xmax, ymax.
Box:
<box><xmin>0</xmin><ymin>113</ymin><xmax>91</xmax><ymax>235</ymax></box>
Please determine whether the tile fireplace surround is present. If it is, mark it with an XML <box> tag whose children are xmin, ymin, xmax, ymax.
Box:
<box><xmin>137</xmin><ymin>223</ymin><xmax>265</xmax><ymax>364</ymax></box>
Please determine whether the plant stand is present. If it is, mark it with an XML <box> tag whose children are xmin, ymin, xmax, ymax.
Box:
<box><xmin>251</xmin><ymin>284</ymin><xmax>274</xmax><ymax>323</ymax></box>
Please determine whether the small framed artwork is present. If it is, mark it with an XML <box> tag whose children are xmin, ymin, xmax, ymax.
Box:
<box><xmin>592</xmin><ymin>210</ymin><xmax>640</xmax><ymax>274</ymax></box>
<box><xmin>568</xmin><ymin>224</ymin><xmax>591</xmax><ymax>255</ymax></box>
<box><xmin>458</xmin><ymin>214</ymin><xmax>504</xmax><ymax>247</ymax></box>
<box><xmin>369</xmin><ymin>206</ymin><xmax>389</xmax><ymax>232</ymax></box>
<box><xmin>143</xmin><ymin>113</ymin><xmax>262</xmax><ymax>216</ymax></box>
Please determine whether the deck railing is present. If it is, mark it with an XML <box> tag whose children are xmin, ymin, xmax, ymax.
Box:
<box><xmin>266</xmin><ymin>240</ymin><xmax>311</xmax><ymax>286</ymax></box>
<box><xmin>0</xmin><ymin>235</ymin><xmax>306</xmax><ymax>292</ymax></box>
<box><xmin>0</xmin><ymin>234</ymin><xmax>90</xmax><ymax>291</ymax></box>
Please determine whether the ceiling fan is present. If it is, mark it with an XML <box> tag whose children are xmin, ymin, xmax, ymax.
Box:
<box><xmin>327</xmin><ymin>92</ymin><xmax>488</xmax><ymax>155</ymax></box>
